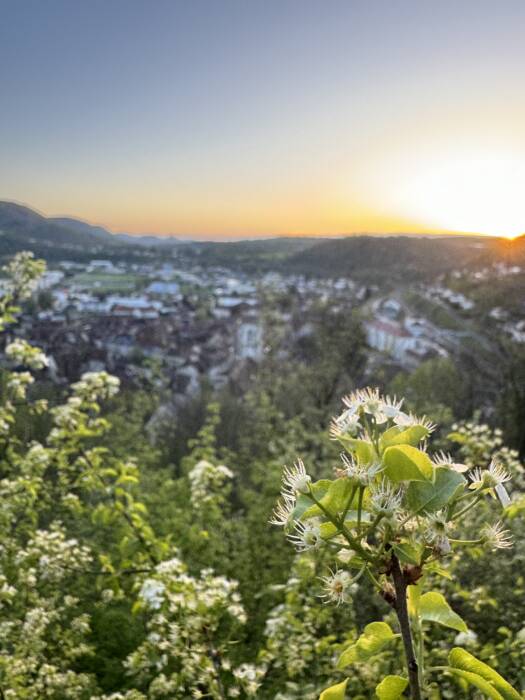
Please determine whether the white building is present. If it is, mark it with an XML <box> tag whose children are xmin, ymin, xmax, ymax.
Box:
<box><xmin>236</xmin><ymin>322</ymin><xmax>263</xmax><ymax>360</ymax></box>
<box><xmin>146</xmin><ymin>281</ymin><xmax>181</xmax><ymax>297</ymax></box>
<box><xmin>366</xmin><ymin>319</ymin><xmax>417</xmax><ymax>361</ymax></box>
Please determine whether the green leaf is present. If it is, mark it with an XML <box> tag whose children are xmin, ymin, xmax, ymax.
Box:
<box><xmin>446</xmin><ymin>668</ymin><xmax>504</xmax><ymax>699</ymax></box>
<box><xmin>304</xmin><ymin>478</ymin><xmax>359</xmax><ymax>519</ymax></box>
<box><xmin>419</xmin><ymin>592</ymin><xmax>467</xmax><ymax>632</ymax></box>
<box><xmin>337</xmin><ymin>622</ymin><xmax>397</xmax><ymax>669</ymax></box>
<box><xmin>294</xmin><ymin>479</ymin><xmax>331</xmax><ymax>520</ymax></box>
<box><xmin>319</xmin><ymin>679</ymin><xmax>348</xmax><ymax>700</ymax></box>
<box><xmin>447</xmin><ymin>431</ymin><xmax>467</xmax><ymax>444</ymax></box>
<box><xmin>407</xmin><ymin>581</ymin><xmax>422</xmax><ymax>618</ymax></box>
<box><xmin>375</xmin><ymin>675</ymin><xmax>409</xmax><ymax>699</ymax></box>
<box><xmin>380</xmin><ymin>425</ymin><xmax>430</xmax><ymax>451</ymax></box>
<box><xmin>425</xmin><ymin>562</ymin><xmax>453</xmax><ymax>579</ymax></box>
<box><xmin>320</xmin><ymin>511</ymin><xmax>371</xmax><ymax>539</ymax></box>
<box><xmin>448</xmin><ymin>648</ymin><xmax>522</xmax><ymax>700</ymax></box>
<box><xmin>338</xmin><ymin>436</ymin><xmax>376</xmax><ymax>465</ymax></box>
<box><xmin>392</xmin><ymin>542</ymin><xmax>422</xmax><ymax>566</ymax></box>
<box><xmin>383</xmin><ymin>445</ymin><xmax>434</xmax><ymax>482</ymax></box>
<box><xmin>406</xmin><ymin>467</ymin><xmax>465</xmax><ymax>513</ymax></box>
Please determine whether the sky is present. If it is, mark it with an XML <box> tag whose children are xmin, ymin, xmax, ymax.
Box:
<box><xmin>1</xmin><ymin>0</ymin><xmax>525</xmax><ymax>240</ymax></box>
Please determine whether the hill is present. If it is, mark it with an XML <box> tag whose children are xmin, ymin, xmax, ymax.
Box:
<box><xmin>282</xmin><ymin>235</ymin><xmax>495</xmax><ymax>281</ymax></box>
<box><xmin>0</xmin><ymin>201</ymin><xmax>126</xmax><ymax>260</ymax></box>
<box><xmin>49</xmin><ymin>216</ymin><xmax>115</xmax><ymax>242</ymax></box>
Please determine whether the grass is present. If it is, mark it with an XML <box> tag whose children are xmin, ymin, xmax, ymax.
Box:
<box><xmin>68</xmin><ymin>272</ymin><xmax>145</xmax><ymax>293</ymax></box>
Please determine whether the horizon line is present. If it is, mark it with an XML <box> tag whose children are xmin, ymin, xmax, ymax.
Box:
<box><xmin>1</xmin><ymin>198</ymin><xmax>521</xmax><ymax>243</ymax></box>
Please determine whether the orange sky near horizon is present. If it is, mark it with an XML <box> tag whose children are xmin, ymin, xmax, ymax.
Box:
<box><xmin>2</xmin><ymin>2</ymin><xmax>525</xmax><ymax>241</ymax></box>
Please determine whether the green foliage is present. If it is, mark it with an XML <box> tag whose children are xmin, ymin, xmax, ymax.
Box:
<box><xmin>271</xmin><ymin>387</ymin><xmax>523</xmax><ymax>699</ymax></box>
<box><xmin>337</xmin><ymin>622</ymin><xmax>398</xmax><ymax>669</ymax></box>
<box><xmin>382</xmin><ymin>444</ymin><xmax>434</xmax><ymax>482</ymax></box>
<box><xmin>0</xmin><ymin>252</ymin><xmax>524</xmax><ymax>699</ymax></box>
<box><xmin>417</xmin><ymin>592</ymin><xmax>467</xmax><ymax>633</ymax></box>
<box><xmin>375</xmin><ymin>675</ymin><xmax>409</xmax><ymax>699</ymax></box>
<box><xmin>319</xmin><ymin>679</ymin><xmax>348</xmax><ymax>700</ymax></box>
<box><xmin>406</xmin><ymin>467</ymin><xmax>465</xmax><ymax>513</ymax></box>
<box><xmin>448</xmin><ymin>647</ymin><xmax>522</xmax><ymax>699</ymax></box>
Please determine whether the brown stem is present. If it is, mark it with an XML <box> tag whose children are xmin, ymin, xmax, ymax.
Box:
<box><xmin>391</xmin><ymin>554</ymin><xmax>422</xmax><ymax>700</ymax></box>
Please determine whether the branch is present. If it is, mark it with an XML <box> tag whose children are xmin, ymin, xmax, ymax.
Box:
<box><xmin>391</xmin><ymin>554</ymin><xmax>422</xmax><ymax>700</ymax></box>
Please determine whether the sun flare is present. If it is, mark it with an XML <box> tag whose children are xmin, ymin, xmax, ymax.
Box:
<box><xmin>398</xmin><ymin>151</ymin><xmax>525</xmax><ymax>238</ymax></box>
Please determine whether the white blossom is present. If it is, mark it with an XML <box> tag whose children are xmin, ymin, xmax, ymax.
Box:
<box><xmin>139</xmin><ymin>579</ymin><xmax>166</xmax><ymax>609</ymax></box>
<box><xmin>319</xmin><ymin>569</ymin><xmax>356</xmax><ymax>605</ymax></box>
<box><xmin>432</xmin><ymin>451</ymin><xmax>469</xmax><ymax>473</ymax></box>
<box><xmin>287</xmin><ymin>519</ymin><xmax>323</xmax><ymax>552</ymax></box>
<box><xmin>5</xmin><ymin>339</ymin><xmax>49</xmax><ymax>370</ymax></box>
<box><xmin>269</xmin><ymin>494</ymin><xmax>295</xmax><ymax>527</ymax></box>
<box><xmin>481</xmin><ymin>521</ymin><xmax>513</xmax><ymax>550</ymax></box>
<box><xmin>369</xmin><ymin>479</ymin><xmax>403</xmax><ymax>516</ymax></box>
<box><xmin>282</xmin><ymin>459</ymin><xmax>311</xmax><ymax>497</ymax></box>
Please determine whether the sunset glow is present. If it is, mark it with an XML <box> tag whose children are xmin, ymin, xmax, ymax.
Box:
<box><xmin>2</xmin><ymin>1</ymin><xmax>525</xmax><ymax>239</ymax></box>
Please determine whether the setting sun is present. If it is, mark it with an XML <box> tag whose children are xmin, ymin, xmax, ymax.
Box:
<box><xmin>397</xmin><ymin>151</ymin><xmax>525</xmax><ymax>238</ymax></box>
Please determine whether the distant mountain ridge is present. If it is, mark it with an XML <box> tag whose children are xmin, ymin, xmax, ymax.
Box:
<box><xmin>0</xmin><ymin>201</ymin><xmax>182</xmax><ymax>253</ymax></box>
<box><xmin>50</xmin><ymin>215</ymin><xmax>181</xmax><ymax>247</ymax></box>
<box><xmin>1</xmin><ymin>200</ymin><xmax>523</xmax><ymax>277</ymax></box>
<box><xmin>0</xmin><ymin>201</ymin><xmax>95</xmax><ymax>246</ymax></box>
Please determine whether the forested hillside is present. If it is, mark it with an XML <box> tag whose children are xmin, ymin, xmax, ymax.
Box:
<box><xmin>0</xmin><ymin>252</ymin><xmax>523</xmax><ymax>699</ymax></box>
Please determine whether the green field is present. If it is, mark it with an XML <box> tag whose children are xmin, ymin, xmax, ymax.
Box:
<box><xmin>68</xmin><ymin>272</ymin><xmax>145</xmax><ymax>293</ymax></box>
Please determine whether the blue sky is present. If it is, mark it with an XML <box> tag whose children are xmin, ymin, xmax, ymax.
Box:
<box><xmin>2</xmin><ymin>0</ymin><xmax>525</xmax><ymax>238</ymax></box>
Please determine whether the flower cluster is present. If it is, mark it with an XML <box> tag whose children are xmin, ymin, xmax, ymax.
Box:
<box><xmin>125</xmin><ymin>558</ymin><xmax>260</xmax><ymax>698</ymax></box>
<box><xmin>272</xmin><ymin>388</ymin><xmax>514</xmax><ymax>608</ymax></box>
<box><xmin>0</xmin><ymin>523</ymin><xmax>97</xmax><ymax>698</ymax></box>
<box><xmin>188</xmin><ymin>459</ymin><xmax>234</xmax><ymax>508</ymax></box>
<box><xmin>449</xmin><ymin>419</ymin><xmax>525</xmax><ymax>490</ymax></box>
<box><xmin>260</xmin><ymin>556</ymin><xmax>359</xmax><ymax>699</ymax></box>
<box><xmin>2</xmin><ymin>251</ymin><xmax>46</xmax><ymax>300</ymax></box>
<box><xmin>271</xmin><ymin>388</ymin><xmax>519</xmax><ymax>699</ymax></box>
<box><xmin>5</xmin><ymin>338</ymin><xmax>49</xmax><ymax>370</ymax></box>
<box><xmin>72</xmin><ymin>371</ymin><xmax>121</xmax><ymax>403</ymax></box>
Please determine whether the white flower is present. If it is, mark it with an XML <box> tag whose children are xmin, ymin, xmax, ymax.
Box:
<box><xmin>338</xmin><ymin>389</ymin><xmax>403</xmax><ymax>428</ymax></box>
<box><xmin>155</xmin><ymin>557</ymin><xmax>185</xmax><ymax>575</ymax></box>
<box><xmin>340</xmin><ymin>453</ymin><xmax>383</xmax><ymax>486</ymax></box>
<box><xmin>425</xmin><ymin>512</ymin><xmax>451</xmax><ymax>554</ymax></box>
<box><xmin>481</xmin><ymin>521</ymin><xmax>513</xmax><ymax>550</ymax></box>
<box><xmin>269</xmin><ymin>494</ymin><xmax>295</xmax><ymax>527</ymax></box>
<box><xmin>139</xmin><ymin>579</ymin><xmax>166</xmax><ymax>609</ymax></box>
<box><xmin>72</xmin><ymin>371</ymin><xmax>120</xmax><ymax>402</ymax></box>
<box><xmin>189</xmin><ymin>459</ymin><xmax>233</xmax><ymax>507</ymax></box>
<box><xmin>341</xmin><ymin>388</ymin><xmax>370</xmax><ymax>414</ymax></box>
<box><xmin>6</xmin><ymin>339</ymin><xmax>49</xmax><ymax>370</ymax></box>
<box><xmin>282</xmin><ymin>459</ymin><xmax>311</xmax><ymax>497</ymax></box>
<box><xmin>369</xmin><ymin>479</ymin><xmax>403</xmax><ymax>515</ymax></box>
<box><xmin>432</xmin><ymin>451</ymin><xmax>469</xmax><ymax>473</ymax></box>
<box><xmin>319</xmin><ymin>569</ymin><xmax>356</xmax><ymax>605</ymax></box>
<box><xmin>454</xmin><ymin>630</ymin><xmax>478</xmax><ymax>647</ymax></box>
<box><xmin>469</xmin><ymin>460</ymin><xmax>511</xmax><ymax>490</ymax></box>
<box><xmin>101</xmin><ymin>589</ymin><xmax>114</xmax><ymax>603</ymax></box>
<box><xmin>394</xmin><ymin>411</ymin><xmax>435</xmax><ymax>432</ymax></box>
<box><xmin>380</xmin><ymin>395</ymin><xmax>404</xmax><ymax>419</ymax></box>
<box><xmin>330</xmin><ymin>408</ymin><xmax>360</xmax><ymax>438</ymax></box>
<box><xmin>287</xmin><ymin>519</ymin><xmax>322</xmax><ymax>551</ymax></box>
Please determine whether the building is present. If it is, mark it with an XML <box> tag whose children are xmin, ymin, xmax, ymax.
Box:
<box><xmin>365</xmin><ymin>319</ymin><xmax>417</xmax><ymax>361</ymax></box>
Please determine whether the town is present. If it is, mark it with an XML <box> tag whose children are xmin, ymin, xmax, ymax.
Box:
<box><xmin>3</xmin><ymin>254</ymin><xmax>523</xmax><ymax>406</ymax></box>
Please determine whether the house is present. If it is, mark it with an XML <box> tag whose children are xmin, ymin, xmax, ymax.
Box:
<box><xmin>380</xmin><ymin>298</ymin><xmax>402</xmax><ymax>320</ymax></box>
<box><xmin>108</xmin><ymin>296</ymin><xmax>163</xmax><ymax>319</ymax></box>
<box><xmin>236</xmin><ymin>321</ymin><xmax>263</xmax><ymax>360</ymax></box>
<box><xmin>87</xmin><ymin>260</ymin><xmax>121</xmax><ymax>274</ymax></box>
<box><xmin>365</xmin><ymin>319</ymin><xmax>417</xmax><ymax>361</ymax></box>
<box><xmin>146</xmin><ymin>281</ymin><xmax>181</xmax><ymax>297</ymax></box>
<box><xmin>36</xmin><ymin>271</ymin><xmax>65</xmax><ymax>290</ymax></box>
